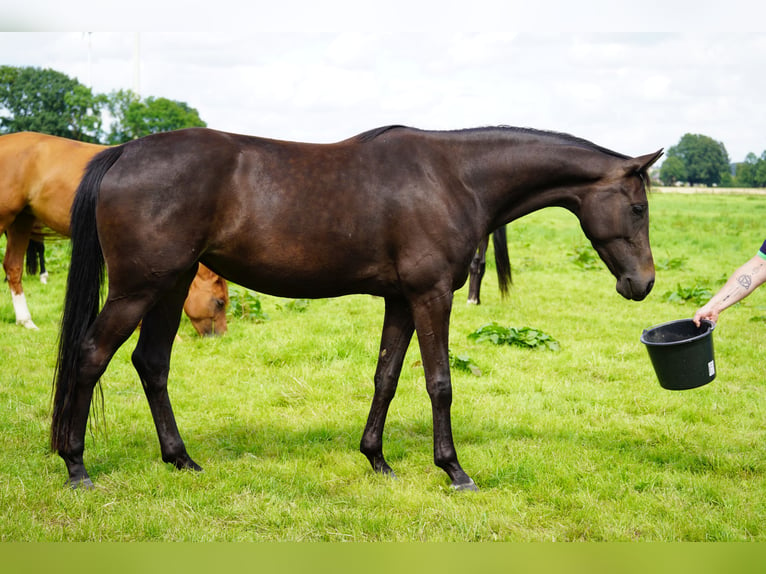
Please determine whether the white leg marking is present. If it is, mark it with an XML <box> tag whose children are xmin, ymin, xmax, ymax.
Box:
<box><xmin>12</xmin><ymin>292</ymin><xmax>38</xmax><ymax>329</ymax></box>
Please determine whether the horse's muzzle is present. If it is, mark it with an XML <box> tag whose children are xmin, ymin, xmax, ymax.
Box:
<box><xmin>617</xmin><ymin>276</ymin><xmax>654</xmax><ymax>301</ymax></box>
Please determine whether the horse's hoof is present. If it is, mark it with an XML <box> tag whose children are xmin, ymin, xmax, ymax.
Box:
<box><xmin>66</xmin><ymin>477</ymin><xmax>95</xmax><ymax>490</ymax></box>
<box><xmin>171</xmin><ymin>456</ymin><xmax>203</xmax><ymax>472</ymax></box>
<box><xmin>372</xmin><ymin>460</ymin><xmax>396</xmax><ymax>478</ymax></box>
<box><xmin>451</xmin><ymin>478</ymin><xmax>478</xmax><ymax>492</ymax></box>
<box><xmin>17</xmin><ymin>319</ymin><xmax>38</xmax><ymax>330</ymax></box>
<box><xmin>380</xmin><ymin>467</ymin><xmax>397</xmax><ymax>480</ymax></box>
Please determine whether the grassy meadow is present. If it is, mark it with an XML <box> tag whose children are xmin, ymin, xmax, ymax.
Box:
<box><xmin>1</xmin><ymin>191</ymin><xmax>766</xmax><ymax>541</ymax></box>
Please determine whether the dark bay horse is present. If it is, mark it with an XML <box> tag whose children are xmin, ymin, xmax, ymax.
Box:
<box><xmin>467</xmin><ymin>226</ymin><xmax>509</xmax><ymax>305</ymax></box>
<box><xmin>52</xmin><ymin>126</ymin><xmax>662</xmax><ymax>490</ymax></box>
<box><xmin>0</xmin><ymin>131</ymin><xmax>228</xmax><ymax>335</ymax></box>
<box><xmin>26</xmin><ymin>228</ymin><xmax>47</xmax><ymax>284</ymax></box>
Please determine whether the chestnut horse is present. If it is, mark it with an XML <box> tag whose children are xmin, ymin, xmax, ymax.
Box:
<box><xmin>0</xmin><ymin>131</ymin><xmax>228</xmax><ymax>335</ymax></box>
<box><xmin>52</xmin><ymin>126</ymin><xmax>662</xmax><ymax>490</ymax></box>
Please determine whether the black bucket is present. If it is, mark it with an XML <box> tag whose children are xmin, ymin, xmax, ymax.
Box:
<box><xmin>640</xmin><ymin>318</ymin><xmax>716</xmax><ymax>390</ymax></box>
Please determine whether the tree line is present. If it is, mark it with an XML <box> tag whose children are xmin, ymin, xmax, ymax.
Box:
<box><xmin>0</xmin><ymin>65</ymin><xmax>206</xmax><ymax>144</ymax></box>
<box><xmin>658</xmin><ymin>133</ymin><xmax>766</xmax><ymax>189</ymax></box>
<box><xmin>4</xmin><ymin>66</ymin><xmax>765</xmax><ymax>189</ymax></box>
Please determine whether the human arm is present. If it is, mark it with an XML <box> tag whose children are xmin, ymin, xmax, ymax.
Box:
<box><xmin>693</xmin><ymin>254</ymin><xmax>766</xmax><ymax>326</ymax></box>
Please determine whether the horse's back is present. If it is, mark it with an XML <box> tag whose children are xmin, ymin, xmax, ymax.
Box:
<box><xmin>0</xmin><ymin>132</ymin><xmax>105</xmax><ymax>234</ymax></box>
<box><xmin>98</xmin><ymin>129</ymin><xmax>244</xmax><ymax>236</ymax></box>
<box><xmin>94</xmin><ymin>128</ymin><xmax>434</xmax><ymax>298</ymax></box>
<box><xmin>0</xmin><ymin>132</ymin><xmax>43</xmax><ymax>216</ymax></box>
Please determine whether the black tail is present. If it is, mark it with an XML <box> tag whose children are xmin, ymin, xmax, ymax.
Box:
<box><xmin>51</xmin><ymin>146</ymin><xmax>124</xmax><ymax>453</ymax></box>
<box><xmin>492</xmin><ymin>225</ymin><xmax>512</xmax><ymax>298</ymax></box>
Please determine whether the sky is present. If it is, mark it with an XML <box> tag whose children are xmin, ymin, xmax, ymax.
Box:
<box><xmin>2</xmin><ymin>5</ymin><xmax>766</xmax><ymax>163</ymax></box>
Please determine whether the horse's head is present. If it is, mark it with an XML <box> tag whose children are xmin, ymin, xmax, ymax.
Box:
<box><xmin>183</xmin><ymin>264</ymin><xmax>230</xmax><ymax>336</ymax></box>
<box><xmin>577</xmin><ymin>150</ymin><xmax>663</xmax><ymax>301</ymax></box>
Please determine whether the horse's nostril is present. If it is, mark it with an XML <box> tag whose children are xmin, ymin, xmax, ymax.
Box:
<box><xmin>645</xmin><ymin>279</ymin><xmax>655</xmax><ymax>297</ymax></box>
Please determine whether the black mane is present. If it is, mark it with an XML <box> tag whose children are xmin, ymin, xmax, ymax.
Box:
<box><xmin>450</xmin><ymin>126</ymin><xmax>631</xmax><ymax>160</ymax></box>
<box><xmin>353</xmin><ymin>124</ymin><xmax>630</xmax><ymax>160</ymax></box>
<box><xmin>354</xmin><ymin>125</ymin><xmax>408</xmax><ymax>143</ymax></box>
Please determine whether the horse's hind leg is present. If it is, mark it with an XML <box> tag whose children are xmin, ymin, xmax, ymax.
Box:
<box><xmin>360</xmin><ymin>296</ymin><xmax>414</xmax><ymax>476</ymax></box>
<box><xmin>3</xmin><ymin>215</ymin><xmax>36</xmax><ymax>328</ymax></box>
<box><xmin>131</xmin><ymin>270</ymin><xmax>201</xmax><ymax>472</ymax></box>
<box><xmin>58</xmin><ymin>296</ymin><xmax>153</xmax><ymax>488</ymax></box>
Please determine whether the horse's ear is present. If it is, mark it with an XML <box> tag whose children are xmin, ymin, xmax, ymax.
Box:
<box><xmin>626</xmin><ymin>149</ymin><xmax>664</xmax><ymax>174</ymax></box>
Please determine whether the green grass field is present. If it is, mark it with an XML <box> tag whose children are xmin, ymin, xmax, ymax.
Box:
<box><xmin>2</xmin><ymin>191</ymin><xmax>766</xmax><ymax>541</ymax></box>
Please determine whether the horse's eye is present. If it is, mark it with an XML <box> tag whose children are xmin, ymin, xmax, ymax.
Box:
<box><xmin>631</xmin><ymin>204</ymin><xmax>647</xmax><ymax>217</ymax></box>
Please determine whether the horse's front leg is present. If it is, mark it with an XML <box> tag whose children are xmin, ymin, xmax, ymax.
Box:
<box><xmin>412</xmin><ymin>290</ymin><xmax>478</xmax><ymax>491</ymax></box>
<box><xmin>360</xmin><ymin>296</ymin><xmax>414</xmax><ymax>476</ymax></box>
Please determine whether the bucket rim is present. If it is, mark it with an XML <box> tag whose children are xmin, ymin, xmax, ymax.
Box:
<box><xmin>640</xmin><ymin>318</ymin><xmax>715</xmax><ymax>347</ymax></box>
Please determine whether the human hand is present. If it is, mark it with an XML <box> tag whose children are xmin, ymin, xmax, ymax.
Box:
<box><xmin>693</xmin><ymin>305</ymin><xmax>718</xmax><ymax>327</ymax></box>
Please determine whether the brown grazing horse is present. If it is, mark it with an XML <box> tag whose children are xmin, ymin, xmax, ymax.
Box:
<box><xmin>0</xmin><ymin>131</ymin><xmax>228</xmax><ymax>335</ymax></box>
<box><xmin>52</xmin><ymin>126</ymin><xmax>662</xmax><ymax>490</ymax></box>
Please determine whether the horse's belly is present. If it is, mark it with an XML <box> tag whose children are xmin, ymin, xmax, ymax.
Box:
<box><xmin>203</xmin><ymin>250</ymin><xmax>398</xmax><ymax>300</ymax></box>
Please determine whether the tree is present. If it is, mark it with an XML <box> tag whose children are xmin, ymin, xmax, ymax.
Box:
<box><xmin>104</xmin><ymin>89</ymin><xmax>139</xmax><ymax>144</ymax></box>
<box><xmin>659</xmin><ymin>155</ymin><xmax>687</xmax><ymax>186</ymax></box>
<box><xmin>735</xmin><ymin>152</ymin><xmax>759</xmax><ymax>187</ymax></box>
<box><xmin>0</xmin><ymin>66</ymin><xmax>104</xmax><ymax>141</ymax></box>
<box><xmin>664</xmin><ymin>133</ymin><xmax>730</xmax><ymax>186</ymax></box>
<box><xmin>65</xmin><ymin>84</ymin><xmax>107</xmax><ymax>141</ymax></box>
<box><xmin>0</xmin><ymin>66</ymin><xmax>207</xmax><ymax>145</ymax></box>
<box><xmin>755</xmin><ymin>151</ymin><xmax>766</xmax><ymax>188</ymax></box>
<box><xmin>105</xmin><ymin>90</ymin><xmax>206</xmax><ymax>144</ymax></box>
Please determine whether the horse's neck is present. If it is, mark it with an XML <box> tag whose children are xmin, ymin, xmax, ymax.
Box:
<box><xmin>450</xmin><ymin>134</ymin><xmax>614</xmax><ymax>231</ymax></box>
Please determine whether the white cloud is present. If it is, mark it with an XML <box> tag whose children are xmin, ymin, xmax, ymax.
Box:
<box><xmin>1</xmin><ymin>31</ymin><xmax>765</xmax><ymax>160</ymax></box>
